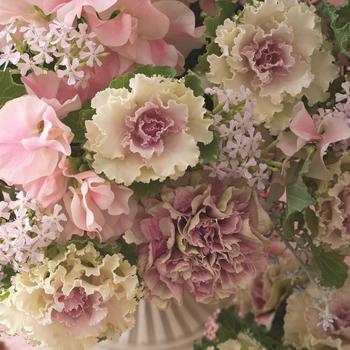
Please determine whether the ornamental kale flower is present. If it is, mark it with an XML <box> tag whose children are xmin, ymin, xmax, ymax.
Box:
<box><xmin>0</xmin><ymin>242</ymin><xmax>141</xmax><ymax>350</ymax></box>
<box><xmin>284</xmin><ymin>279</ymin><xmax>350</xmax><ymax>350</ymax></box>
<box><xmin>85</xmin><ymin>74</ymin><xmax>213</xmax><ymax>185</ymax></box>
<box><xmin>0</xmin><ymin>192</ymin><xmax>66</xmax><ymax>272</ymax></box>
<box><xmin>207</xmin><ymin>0</ymin><xmax>337</xmax><ymax>132</ymax></box>
<box><xmin>128</xmin><ymin>180</ymin><xmax>272</xmax><ymax>307</ymax></box>
<box><xmin>315</xmin><ymin>172</ymin><xmax>350</xmax><ymax>250</ymax></box>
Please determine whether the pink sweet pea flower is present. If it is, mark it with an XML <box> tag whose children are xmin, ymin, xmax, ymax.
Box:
<box><xmin>0</xmin><ymin>335</ymin><xmax>37</xmax><ymax>350</ymax></box>
<box><xmin>55</xmin><ymin>0</ymin><xmax>118</xmax><ymax>25</ymax></box>
<box><xmin>22</xmin><ymin>72</ymin><xmax>81</xmax><ymax>118</ymax></box>
<box><xmin>0</xmin><ymin>95</ymin><xmax>73</xmax><ymax>186</ymax></box>
<box><xmin>63</xmin><ymin>171</ymin><xmax>136</xmax><ymax>241</ymax></box>
<box><xmin>278</xmin><ymin>102</ymin><xmax>350</xmax><ymax>180</ymax></box>
<box><xmin>23</xmin><ymin>157</ymin><xmax>69</xmax><ymax>209</ymax></box>
<box><xmin>327</xmin><ymin>0</ymin><xmax>345</xmax><ymax>6</ymax></box>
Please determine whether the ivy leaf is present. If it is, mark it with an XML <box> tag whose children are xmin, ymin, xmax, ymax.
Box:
<box><xmin>312</xmin><ymin>246</ymin><xmax>348</xmax><ymax>288</ymax></box>
<box><xmin>63</xmin><ymin>106</ymin><xmax>95</xmax><ymax>144</ymax></box>
<box><xmin>0</xmin><ymin>71</ymin><xmax>26</xmax><ymax>108</ymax></box>
<box><xmin>286</xmin><ymin>160</ymin><xmax>315</xmax><ymax>217</ymax></box>
<box><xmin>204</xmin><ymin>0</ymin><xmax>240</xmax><ymax>37</ymax></box>
<box><xmin>184</xmin><ymin>73</ymin><xmax>204</xmax><ymax>97</ymax></box>
<box><xmin>199</xmin><ymin>130</ymin><xmax>220</xmax><ymax>163</ymax></box>
<box><xmin>195</xmin><ymin>41</ymin><xmax>221</xmax><ymax>73</ymax></box>
<box><xmin>109</xmin><ymin>72</ymin><xmax>135</xmax><ymax>90</ymax></box>
<box><xmin>326</xmin><ymin>0</ymin><xmax>350</xmax><ymax>58</ymax></box>
<box><xmin>129</xmin><ymin>180</ymin><xmax>164</xmax><ymax>198</ymax></box>
<box><xmin>110</xmin><ymin>65</ymin><xmax>176</xmax><ymax>90</ymax></box>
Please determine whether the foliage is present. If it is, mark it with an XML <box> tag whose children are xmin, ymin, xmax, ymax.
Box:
<box><xmin>63</xmin><ymin>101</ymin><xmax>95</xmax><ymax>144</ymax></box>
<box><xmin>194</xmin><ymin>305</ymin><xmax>293</xmax><ymax>350</ymax></box>
<box><xmin>325</xmin><ymin>0</ymin><xmax>350</xmax><ymax>58</ymax></box>
<box><xmin>109</xmin><ymin>65</ymin><xmax>177</xmax><ymax>90</ymax></box>
<box><xmin>0</xmin><ymin>71</ymin><xmax>26</xmax><ymax>108</ymax></box>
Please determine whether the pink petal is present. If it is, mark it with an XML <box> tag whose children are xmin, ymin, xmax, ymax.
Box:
<box><xmin>290</xmin><ymin>102</ymin><xmax>320</xmax><ymax>142</ymax></box>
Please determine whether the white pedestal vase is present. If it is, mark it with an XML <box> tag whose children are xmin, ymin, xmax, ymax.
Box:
<box><xmin>94</xmin><ymin>294</ymin><xmax>219</xmax><ymax>350</ymax></box>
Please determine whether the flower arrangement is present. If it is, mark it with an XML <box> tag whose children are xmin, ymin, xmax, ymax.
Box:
<box><xmin>0</xmin><ymin>0</ymin><xmax>350</xmax><ymax>349</ymax></box>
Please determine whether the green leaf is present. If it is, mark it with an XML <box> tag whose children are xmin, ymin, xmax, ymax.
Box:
<box><xmin>286</xmin><ymin>160</ymin><xmax>315</xmax><ymax>217</ymax></box>
<box><xmin>129</xmin><ymin>180</ymin><xmax>164</xmax><ymax>198</ymax></box>
<box><xmin>312</xmin><ymin>246</ymin><xmax>348</xmax><ymax>288</ymax></box>
<box><xmin>195</xmin><ymin>41</ymin><xmax>221</xmax><ymax>73</ymax></box>
<box><xmin>326</xmin><ymin>0</ymin><xmax>350</xmax><ymax>58</ymax></box>
<box><xmin>0</xmin><ymin>71</ymin><xmax>26</xmax><ymax>108</ymax></box>
<box><xmin>109</xmin><ymin>71</ymin><xmax>136</xmax><ymax>90</ymax></box>
<box><xmin>282</xmin><ymin>211</ymin><xmax>304</xmax><ymax>240</ymax></box>
<box><xmin>204</xmin><ymin>0</ymin><xmax>240</xmax><ymax>38</ymax></box>
<box><xmin>110</xmin><ymin>65</ymin><xmax>177</xmax><ymax>90</ymax></box>
<box><xmin>199</xmin><ymin>130</ymin><xmax>220</xmax><ymax>163</ymax></box>
<box><xmin>135</xmin><ymin>65</ymin><xmax>176</xmax><ymax>78</ymax></box>
<box><xmin>63</xmin><ymin>106</ymin><xmax>95</xmax><ymax>144</ymax></box>
<box><xmin>184</xmin><ymin>73</ymin><xmax>204</xmax><ymax>97</ymax></box>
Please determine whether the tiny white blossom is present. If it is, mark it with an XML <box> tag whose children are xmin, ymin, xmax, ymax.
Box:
<box><xmin>57</xmin><ymin>57</ymin><xmax>85</xmax><ymax>85</ymax></box>
<box><xmin>79</xmin><ymin>41</ymin><xmax>104</xmax><ymax>67</ymax></box>
<box><xmin>0</xmin><ymin>45</ymin><xmax>21</xmax><ymax>68</ymax></box>
<box><xmin>0</xmin><ymin>23</ymin><xmax>17</xmax><ymax>43</ymax></box>
<box><xmin>17</xmin><ymin>53</ymin><xmax>43</xmax><ymax>76</ymax></box>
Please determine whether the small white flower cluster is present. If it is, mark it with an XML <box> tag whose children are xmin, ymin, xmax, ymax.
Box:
<box><xmin>205</xmin><ymin>87</ymin><xmax>270</xmax><ymax>190</ymax></box>
<box><xmin>0</xmin><ymin>21</ymin><xmax>106</xmax><ymax>85</ymax></box>
<box><xmin>0</xmin><ymin>192</ymin><xmax>66</xmax><ymax>272</ymax></box>
<box><xmin>312</xmin><ymin>286</ymin><xmax>337</xmax><ymax>332</ymax></box>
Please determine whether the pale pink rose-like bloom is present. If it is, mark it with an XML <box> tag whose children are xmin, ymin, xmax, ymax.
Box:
<box><xmin>128</xmin><ymin>181</ymin><xmax>271</xmax><ymax>306</ymax></box>
<box><xmin>0</xmin><ymin>335</ymin><xmax>37</xmax><ymax>350</ymax></box>
<box><xmin>76</xmin><ymin>52</ymin><xmax>133</xmax><ymax>102</ymax></box>
<box><xmin>278</xmin><ymin>102</ymin><xmax>350</xmax><ymax>180</ymax></box>
<box><xmin>84</xmin><ymin>0</ymin><xmax>204</xmax><ymax>70</ymax></box>
<box><xmin>63</xmin><ymin>170</ymin><xmax>136</xmax><ymax>241</ymax></box>
<box><xmin>22</xmin><ymin>53</ymin><xmax>133</xmax><ymax>105</ymax></box>
<box><xmin>22</xmin><ymin>72</ymin><xmax>81</xmax><ymax>118</ymax></box>
<box><xmin>181</xmin><ymin>0</ymin><xmax>218</xmax><ymax>16</ymax></box>
<box><xmin>0</xmin><ymin>95</ymin><xmax>73</xmax><ymax>186</ymax></box>
<box><xmin>22</xmin><ymin>157</ymin><xmax>69</xmax><ymax>209</ymax></box>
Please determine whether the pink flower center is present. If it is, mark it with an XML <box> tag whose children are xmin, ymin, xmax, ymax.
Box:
<box><xmin>52</xmin><ymin>287</ymin><xmax>94</xmax><ymax>326</ymax></box>
<box><xmin>241</xmin><ymin>37</ymin><xmax>295</xmax><ymax>86</ymax></box>
<box><xmin>123</xmin><ymin>104</ymin><xmax>178</xmax><ymax>158</ymax></box>
<box><xmin>329</xmin><ymin>304</ymin><xmax>350</xmax><ymax>339</ymax></box>
<box><xmin>340</xmin><ymin>188</ymin><xmax>350</xmax><ymax>234</ymax></box>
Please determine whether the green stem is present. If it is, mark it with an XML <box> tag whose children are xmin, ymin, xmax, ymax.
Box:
<box><xmin>261</xmin><ymin>159</ymin><xmax>283</xmax><ymax>169</ymax></box>
<box><xmin>212</xmin><ymin>102</ymin><xmax>225</xmax><ymax>115</ymax></box>
<box><xmin>261</xmin><ymin>139</ymin><xmax>279</xmax><ymax>156</ymax></box>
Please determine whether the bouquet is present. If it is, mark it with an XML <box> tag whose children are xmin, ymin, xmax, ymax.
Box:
<box><xmin>0</xmin><ymin>0</ymin><xmax>349</xmax><ymax>349</ymax></box>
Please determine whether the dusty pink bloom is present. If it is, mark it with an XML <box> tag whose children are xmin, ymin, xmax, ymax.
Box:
<box><xmin>278</xmin><ymin>102</ymin><xmax>350</xmax><ymax>180</ymax></box>
<box><xmin>204</xmin><ymin>309</ymin><xmax>220</xmax><ymax>340</ymax></box>
<box><xmin>63</xmin><ymin>170</ymin><xmax>136</xmax><ymax>241</ymax></box>
<box><xmin>22</xmin><ymin>72</ymin><xmax>81</xmax><ymax>118</ymax></box>
<box><xmin>0</xmin><ymin>95</ymin><xmax>73</xmax><ymax>186</ymax></box>
<box><xmin>236</xmin><ymin>237</ymin><xmax>300</xmax><ymax>328</ymax></box>
<box><xmin>128</xmin><ymin>180</ymin><xmax>271</xmax><ymax>306</ymax></box>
